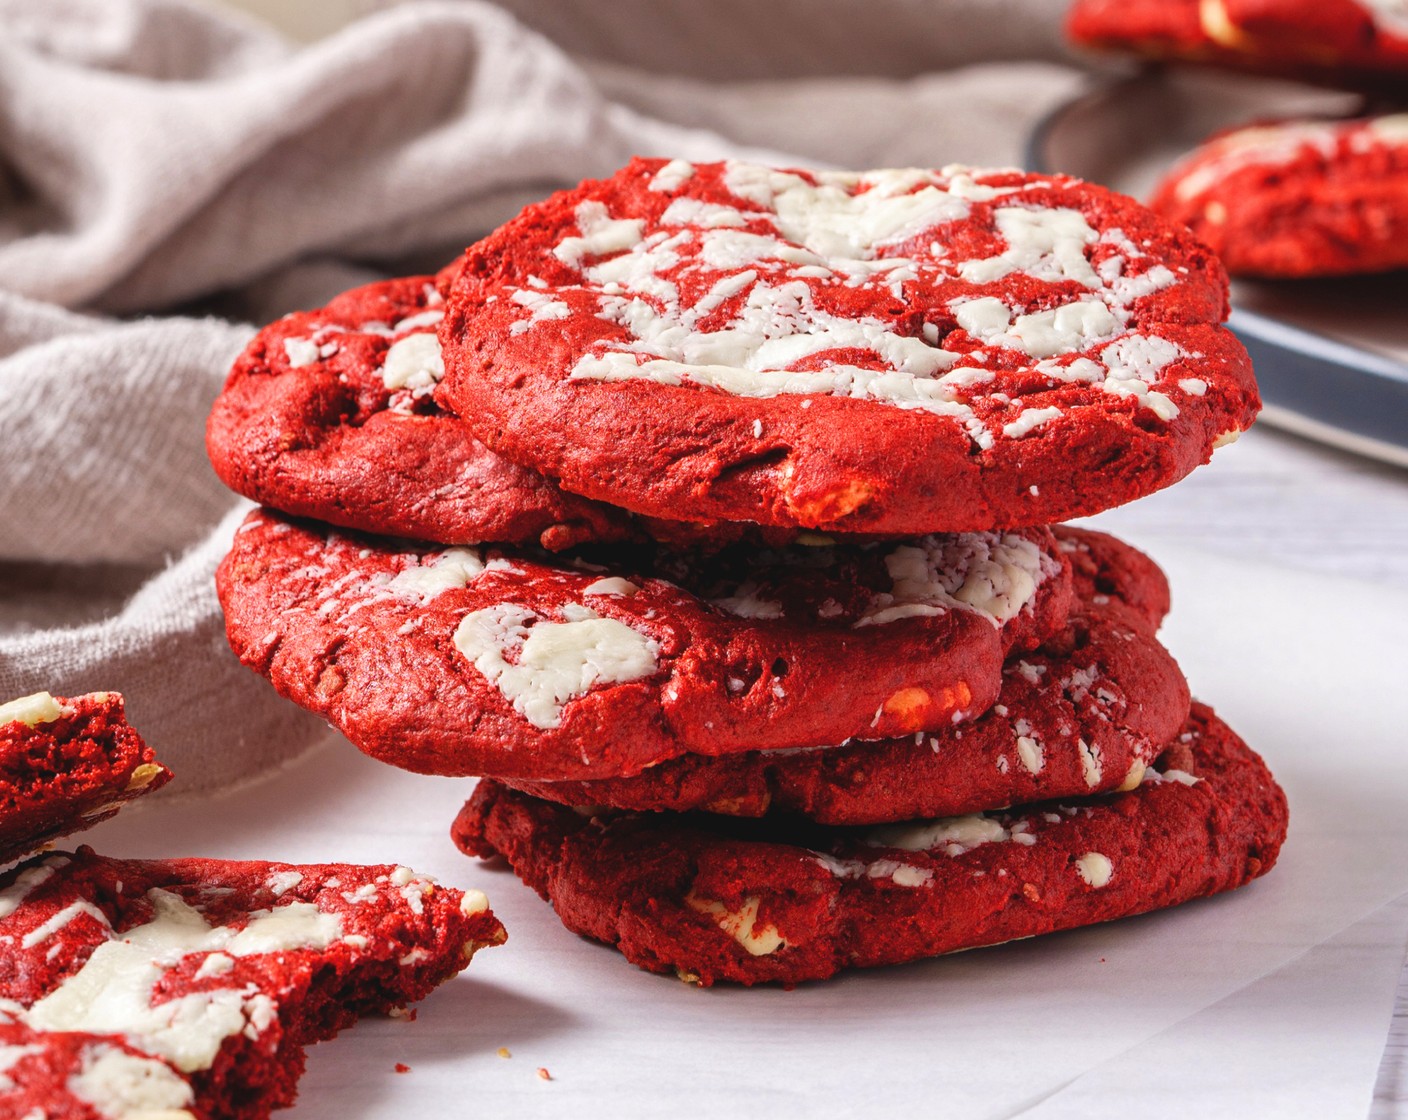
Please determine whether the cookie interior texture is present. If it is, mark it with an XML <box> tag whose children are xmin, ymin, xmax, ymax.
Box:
<box><xmin>0</xmin><ymin>691</ymin><xmax>172</xmax><ymax>866</ymax></box>
<box><xmin>0</xmin><ymin>848</ymin><xmax>504</xmax><ymax>1120</ymax></box>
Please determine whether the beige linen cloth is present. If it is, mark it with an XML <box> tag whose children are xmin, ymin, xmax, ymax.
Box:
<box><xmin>0</xmin><ymin>0</ymin><xmax>1085</xmax><ymax>793</ymax></box>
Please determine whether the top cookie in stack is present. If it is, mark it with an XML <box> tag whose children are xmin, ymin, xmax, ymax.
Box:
<box><xmin>209</xmin><ymin>159</ymin><xmax>1285</xmax><ymax>985</ymax></box>
<box><xmin>436</xmin><ymin>159</ymin><xmax>1256</xmax><ymax>534</ymax></box>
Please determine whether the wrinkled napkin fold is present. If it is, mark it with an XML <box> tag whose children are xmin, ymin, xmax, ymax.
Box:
<box><xmin>0</xmin><ymin>0</ymin><xmax>1084</xmax><ymax>790</ymax></box>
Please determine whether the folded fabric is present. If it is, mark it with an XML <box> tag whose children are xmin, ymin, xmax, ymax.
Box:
<box><xmin>0</xmin><ymin>0</ymin><xmax>1090</xmax><ymax>796</ymax></box>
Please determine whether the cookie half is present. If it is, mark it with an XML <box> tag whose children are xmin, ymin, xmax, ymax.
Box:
<box><xmin>0</xmin><ymin>848</ymin><xmax>504</xmax><ymax>1120</ymax></box>
<box><xmin>0</xmin><ymin>691</ymin><xmax>171</xmax><ymax>865</ymax></box>
<box><xmin>206</xmin><ymin>274</ymin><xmax>637</xmax><ymax>552</ymax></box>
<box><xmin>454</xmin><ymin>703</ymin><xmax>1286</xmax><ymax>986</ymax></box>
<box><xmin>1068</xmin><ymin>0</ymin><xmax>1408</xmax><ymax>88</ymax></box>
<box><xmin>217</xmin><ymin>509</ymin><xmax>1071</xmax><ymax>781</ymax></box>
<box><xmin>501</xmin><ymin>538</ymin><xmax>1188</xmax><ymax>823</ymax></box>
<box><xmin>1150</xmin><ymin>114</ymin><xmax>1408</xmax><ymax>277</ymax></box>
<box><xmin>439</xmin><ymin>159</ymin><xmax>1257</xmax><ymax>534</ymax></box>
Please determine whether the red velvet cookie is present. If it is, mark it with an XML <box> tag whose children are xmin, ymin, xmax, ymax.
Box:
<box><xmin>206</xmin><ymin>274</ymin><xmax>638</xmax><ymax>552</ymax></box>
<box><xmin>439</xmin><ymin>159</ymin><xmax>1258</xmax><ymax>534</ymax></box>
<box><xmin>217</xmin><ymin>508</ymin><xmax>1072</xmax><ymax>781</ymax></box>
<box><xmin>1150</xmin><ymin>114</ymin><xmax>1408</xmax><ymax>277</ymax></box>
<box><xmin>1056</xmin><ymin>523</ymin><xmax>1172</xmax><ymax>631</ymax></box>
<box><xmin>0</xmin><ymin>692</ymin><xmax>171</xmax><ymax>865</ymax></box>
<box><xmin>501</xmin><ymin>530</ymin><xmax>1187</xmax><ymax>823</ymax></box>
<box><xmin>1067</xmin><ymin>0</ymin><xmax>1408</xmax><ymax>88</ymax></box>
<box><xmin>454</xmin><ymin>703</ymin><xmax>1286</xmax><ymax>986</ymax></box>
<box><xmin>0</xmin><ymin>848</ymin><xmax>504</xmax><ymax>1120</ymax></box>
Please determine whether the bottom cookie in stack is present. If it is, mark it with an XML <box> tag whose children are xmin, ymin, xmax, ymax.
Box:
<box><xmin>452</xmin><ymin>534</ymin><xmax>1289</xmax><ymax>986</ymax></box>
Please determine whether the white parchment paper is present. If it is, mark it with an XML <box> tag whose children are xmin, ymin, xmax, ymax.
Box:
<box><xmin>88</xmin><ymin>539</ymin><xmax>1408</xmax><ymax>1119</ymax></box>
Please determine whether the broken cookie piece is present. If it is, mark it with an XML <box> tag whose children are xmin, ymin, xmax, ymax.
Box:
<box><xmin>0</xmin><ymin>848</ymin><xmax>505</xmax><ymax>1119</ymax></box>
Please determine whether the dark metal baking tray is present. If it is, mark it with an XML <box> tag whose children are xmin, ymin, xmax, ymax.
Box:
<box><xmin>1027</xmin><ymin>69</ymin><xmax>1408</xmax><ymax>467</ymax></box>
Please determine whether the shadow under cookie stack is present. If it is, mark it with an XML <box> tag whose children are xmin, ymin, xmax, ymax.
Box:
<box><xmin>210</xmin><ymin>158</ymin><xmax>1289</xmax><ymax>986</ymax></box>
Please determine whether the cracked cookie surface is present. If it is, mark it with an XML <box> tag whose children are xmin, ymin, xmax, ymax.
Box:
<box><xmin>439</xmin><ymin>159</ymin><xmax>1257</xmax><ymax>534</ymax></box>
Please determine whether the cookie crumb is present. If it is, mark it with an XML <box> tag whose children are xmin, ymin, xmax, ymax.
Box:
<box><xmin>394</xmin><ymin>1063</ymin><xmax>411</xmax><ymax>1074</ymax></box>
<box><xmin>537</xmin><ymin>1067</ymin><xmax>552</xmax><ymax>1081</ymax></box>
<box><xmin>497</xmin><ymin>1047</ymin><xmax>511</xmax><ymax>1059</ymax></box>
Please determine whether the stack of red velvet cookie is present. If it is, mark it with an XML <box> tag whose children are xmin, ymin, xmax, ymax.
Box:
<box><xmin>209</xmin><ymin>159</ymin><xmax>1288</xmax><ymax>986</ymax></box>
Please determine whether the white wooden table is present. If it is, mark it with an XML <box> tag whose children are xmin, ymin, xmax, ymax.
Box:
<box><xmin>1080</xmin><ymin>421</ymin><xmax>1408</xmax><ymax>1118</ymax></box>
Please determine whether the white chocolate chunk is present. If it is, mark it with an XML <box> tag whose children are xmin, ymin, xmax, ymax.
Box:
<box><xmin>1143</xmin><ymin>767</ymin><xmax>1201</xmax><ymax>787</ymax></box>
<box><xmin>1003</xmin><ymin>406</ymin><xmax>1063</xmax><ymax>439</ymax></box>
<box><xmin>453</xmin><ymin>604</ymin><xmax>659</xmax><ymax>729</ymax></box>
<box><xmin>508</xmin><ymin>289</ymin><xmax>570</xmax><ymax>337</ymax></box>
<box><xmin>360</xmin><ymin>309</ymin><xmax>444</xmax><ymax>337</ymax></box>
<box><xmin>957</xmin><ymin>206</ymin><xmax>1100</xmax><ymax>288</ymax></box>
<box><xmin>387</xmin><ymin>548</ymin><xmax>505</xmax><ymax>602</ymax></box>
<box><xmin>1007</xmin><ymin>300</ymin><xmax>1120</xmax><ymax>360</ymax></box>
<box><xmin>863</xmin><ymin>859</ymin><xmax>935</xmax><ymax>887</ymax></box>
<box><xmin>1075</xmin><ymin>852</ymin><xmax>1113</xmax><ymax>888</ymax></box>
<box><xmin>582</xmin><ymin>577</ymin><xmax>641</xmax><ymax>597</ymax></box>
<box><xmin>868</xmin><ymin>814</ymin><xmax>1011</xmax><ymax>855</ymax></box>
<box><xmin>26</xmin><ymin>890</ymin><xmax>344</xmax><ymax>1073</ymax></box>
<box><xmin>67</xmin><ymin>1044</ymin><xmax>196</xmax><ymax>1117</ymax></box>
<box><xmin>660</xmin><ymin>197</ymin><xmax>749</xmax><ymax>228</ymax></box>
<box><xmin>1078</xmin><ymin>739</ymin><xmax>1103</xmax><ymax>787</ymax></box>
<box><xmin>952</xmin><ymin>296</ymin><xmax>1012</xmax><ymax>339</ymax></box>
<box><xmin>1100</xmin><ymin>334</ymin><xmax>1184</xmax><ymax>419</ymax></box>
<box><xmin>649</xmin><ymin>159</ymin><xmax>696</xmax><ymax>193</ymax></box>
<box><xmin>890</xmin><ymin>864</ymin><xmax>935</xmax><ymax>887</ymax></box>
<box><xmin>1016</xmin><ymin>735</ymin><xmax>1045</xmax><ymax>775</ymax></box>
<box><xmin>225</xmin><ymin>903</ymin><xmax>341</xmax><ymax>957</ymax></box>
<box><xmin>857</xmin><ymin>531</ymin><xmax>1051</xmax><ymax>628</ymax></box>
<box><xmin>380</xmin><ymin>332</ymin><xmax>444</xmax><ymax>392</ymax></box>
<box><xmin>0</xmin><ymin>692</ymin><xmax>73</xmax><ymax>729</ymax></box>
<box><xmin>553</xmin><ymin>201</ymin><xmax>646</xmax><ymax>268</ymax></box>
<box><xmin>710</xmin><ymin>580</ymin><xmax>784</xmax><ymax>620</ymax></box>
<box><xmin>685</xmin><ymin>892</ymin><xmax>787</xmax><ymax>956</ymax></box>
<box><xmin>264</xmin><ymin>871</ymin><xmax>302</xmax><ymax>897</ymax></box>
<box><xmin>1368</xmin><ymin>112</ymin><xmax>1408</xmax><ymax>143</ymax></box>
<box><xmin>283</xmin><ymin>338</ymin><xmax>320</xmax><ymax>367</ymax></box>
<box><xmin>194</xmin><ymin>953</ymin><xmax>234</xmax><ymax>980</ymax></box>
